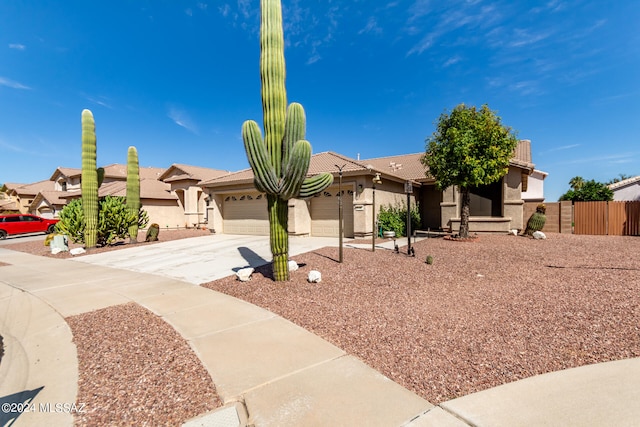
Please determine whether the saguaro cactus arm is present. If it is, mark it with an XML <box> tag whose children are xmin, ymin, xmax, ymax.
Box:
<box><xmin>280</xmin><ymin>139</ymin><xmax>311</xmax><ymax>200</ymax></box>
<box><xmin>242</xmin><ymin>120</ymin><xmax>280</xmax><ymax>194</ymax></box>
<box><xmin>282</xmin><ymin>102</ymin><xmax>306</xmax><ymax>166</ymax></box>
<box><xmin>299</xmin><ymin>173</ymin><xmax>334</xmax><ymax>199</ymax></box>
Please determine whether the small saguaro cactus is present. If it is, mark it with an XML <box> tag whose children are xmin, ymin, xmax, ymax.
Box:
<box><xmin>242</xmin><ymin>0</ymin><xmax>333</xmax><ymax>281</ymax></box>
<box><xmin>126</xmin><ymin>146</ymin><xmax>141</xmax><ymax>242</ymax></box>
<box><xmin>81</xmin><ymin>109</ymin><xmax>99</xmax><ymax>249</ymax></box>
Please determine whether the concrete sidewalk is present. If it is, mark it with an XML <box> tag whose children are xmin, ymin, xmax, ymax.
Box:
<box><xmin>2</xmin><ymin>235</ymin><xmax>640</xmax><ymax>426</ymax></box>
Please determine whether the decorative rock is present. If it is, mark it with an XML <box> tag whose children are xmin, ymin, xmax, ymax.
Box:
<box><xmin>532</xmin><ymin>231</ymin><xmax>547</xmax><ymax>240</ymax></box>
<box><xmin>236</xmin><ymin>267</ymin><xmax>254</xmax><ymax>282</ymax></box>
<box><xmin>288</xmin><ymin>260</ymin><xmax>299</xmax><ymax>271</ymax></box>
<box><xmin>70</xmin><ymin>247</ymin><xmax>86</xmax><ymax>256</ymax></box>
<box><xmin>308</xmin><ymin>270</ymin><xmax>322</xmax><ymax>283</ymax></box>
<box><xmin>50</xmin><ymin>234</ymin><xmax>69</xmax><ymax>253</ymax></box>
<box><xmin>508</xmin><ymin>229</ymin><xmax>518</xmax><ymax>236</ymax></box>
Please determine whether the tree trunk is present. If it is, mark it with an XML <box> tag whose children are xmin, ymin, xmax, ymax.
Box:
<box><xmin>459</xmin><ymin>186</ymin><xmax>471</xmax><ymax>238</ymax></box>
<box><xmin>268</xmin><ymin>194</ymin><xmax>289</xmax><ymax>281</ymax></box>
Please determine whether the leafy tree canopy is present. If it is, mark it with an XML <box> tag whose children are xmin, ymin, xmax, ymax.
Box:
<box><xmin>421</xmin><ymin>104</ymin><xmax>519</xmax><ymax>190</ymax></box>
<box><xmin>559</xmin><ymin>179</ymin><xmax>613</xmax><ymax>201</ymax></box>
<box><xmin>421</xmin><ymin>103</ymin><xmax>518</xmax><ymax>238</ymax></box>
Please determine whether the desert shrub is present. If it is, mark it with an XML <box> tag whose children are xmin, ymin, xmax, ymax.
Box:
<box><xmin>377</xmin><ymin>202</ymin><xmax>420</xmax><ymax>237</ymax></box>
<box><xmin>55</xmin><ymin>196</ymin><xmax>148</xmax><ymax>246</ymax></box>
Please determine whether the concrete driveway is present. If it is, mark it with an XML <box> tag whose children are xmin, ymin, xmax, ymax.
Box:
<box><xmin>71</xmin><ymin>234</ymin><xmax>339</xmax><ymax>284</ymax></box>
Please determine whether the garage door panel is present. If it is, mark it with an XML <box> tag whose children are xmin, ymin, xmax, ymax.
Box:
<box><xmin>223</xmin><ymin>193</ymin><xmax>269</xmax><ymax>235</ymax></box>
<box><xmin>311</xmin><ymin>188</ymin><xmax>354</xmax><ymax>237</ymax></box>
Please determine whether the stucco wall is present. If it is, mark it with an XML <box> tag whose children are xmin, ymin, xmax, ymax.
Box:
<box><xmin>289</xmin><ymin>198</ymin><xmax>311</xmax><ymax>235</ymax></box>
<box><xmin>143</xmin><ymin>199</ymin><xmax>184</xmax><ymax>229</ymax></box>
<box><xmin>612</xmin><ymin>183</ymin><xmax>640</xmax><ymax>201</ymax></box>
<box><xmin>353</xmin><ymin>180</ymin><xmax>417</xmax><ymax>237</ymax></box>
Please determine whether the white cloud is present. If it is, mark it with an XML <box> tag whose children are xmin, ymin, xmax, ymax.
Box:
<box><xmin>9</xmin><ymin>43</ymin><xmax>26</xmax><ymax>50</ymax></box>
<box><xmin>358</xmin><ymin>17</ymin><xmax>382</xmax><ymax>36</ymax></box>
<box><xmin>540</xmin><ymin>144</ymin><xmax>580</xmax><ymax>154</ymax></box>
<box><xmin>508</xmin><ymin>28</ymin><xmax>553</xmax><ymax>48</ymax></box>
<box><xmin>0</xmin><ymin>139</ymin><xmax>27</xmax><ymax>153</ymax></box>
<box><xmin>443</xmin><ymin>55</ymin><xmax>462</xmax><ymax>67</ymax></box>
<box><xmin>218</xmin><ymin>4</ymin><xmax>230</xmax><ymax>17</ymax></box>
<box><xmin>0</xmin><ymin>76</ymin><xmax>31</xmax><ymax>90</ymax></box>
<box><xmin>167</xmin><ymin>106</ymin><xmax>198</xmax><ymax>134</ymax></box>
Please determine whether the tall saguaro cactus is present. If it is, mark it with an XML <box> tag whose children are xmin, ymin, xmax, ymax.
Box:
<box><xmin>81</xmin><ymin>109</ymin><xmax>99</xmax><ymax>249</ymax></box>
<box><xmin>243</xmin><ymin>0</ymin><xmax>333</xmax><ymax>281</ymax></box>
<box><xmin>126</xmin><ymin>146</ymin><xmax>141</xmax><ymax>242</ymax></box>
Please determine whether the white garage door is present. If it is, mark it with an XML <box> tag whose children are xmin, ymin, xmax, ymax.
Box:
<box><xmin>311</xmin><ymin>187</ymin><xmax>354</xmax><ymax>237</ymax></box>
<box><xmin>223</xmin><ymin>193</ymin><xmax>269</xmax><ymax>235</ymax></box>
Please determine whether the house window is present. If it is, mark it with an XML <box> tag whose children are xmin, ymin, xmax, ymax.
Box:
<box><xmin>61</xmin><ymin>181</ymin><xmax>67</xmax><ymax>191</ymax></box>
<box><xmin>469</xmin><ymin>181</ymin><xmax>502</xmax><ymax>217</ymax></box>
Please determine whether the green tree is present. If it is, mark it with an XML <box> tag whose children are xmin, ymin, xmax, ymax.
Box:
<box><xmin>569</xmin><ymin>176</ymin><xmax>585</xmax><ymax>191</ymax></box>
<box><xmin>559</xmin><ymin>179</ymin><xmax>613</xmax><ymax>201</ymax></box>
<box><xmin>606</xmin><ymin>174</ymin><xmax>633</xmax><ymax>185</ymax></box>
<box><xmin>421</xmin><ymin>104</ymin><xmax>518</xmax><ymax>238</ymax></box>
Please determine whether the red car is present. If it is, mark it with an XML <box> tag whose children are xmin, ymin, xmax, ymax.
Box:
<box><xmin>0</xmin><ymin>214</ymin><xmax>59</xmax><ymax>239</ymax></box>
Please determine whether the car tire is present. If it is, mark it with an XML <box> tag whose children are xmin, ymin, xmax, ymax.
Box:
<box><xmin>46</xmin><ymin>225</ymin><xmax>56</xmax><ymax>234</ymax></box>
<box><xmin>0</xmin><ymin>230</ymin><xmax>6</xmax><ymax>240</ymax></box>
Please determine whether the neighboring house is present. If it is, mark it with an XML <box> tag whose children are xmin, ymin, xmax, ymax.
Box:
<box><xmin>0</xmin><ymin>185</ymin><xmax>20</xmax><ymax>213</ymax></box>
<box><xmin>158</xmin><ymin>164</ymin><xmax>230</xmax><ymax>228</ymax></box>
<box><xmin>521</xmin><ymin>169</ymin><xmax>548</xmax><ymax>203</ymax></box>
<box><xmin>5</xmin><ymin>163</ymin><xmax>228</xmax><ymax>228</ymax></box>
<box><xmin>2</xmin><ymin>180</ymin><xmax>56</xmax><ymax>215</ymax></box>
<box><xmin>199</xmin><ymin>140</ymin><xmax>537</xmax><ymax>236</ymax></box>
<box><xmin>608</xmin><ymin>176</ymin><xmax>640</xmax><ymax>201</ymax></box>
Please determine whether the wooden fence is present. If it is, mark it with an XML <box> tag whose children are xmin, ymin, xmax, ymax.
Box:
<box><xmin>523</xmin><ymin>201</ymin><xmax>640</xmax><ymax>236</ymax></box>
<box><xmin>574</xmin><ymin>201</ymin><xmax>640</xmax><ymax>236</ymax></box>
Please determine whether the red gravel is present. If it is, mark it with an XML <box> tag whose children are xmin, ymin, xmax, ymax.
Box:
<box><xmin>3</xmin><ymin>228</ymin><xmax>210</xmax><ymax>258</ymax></box>
<box><xmin>66</xmin><ymin>303</ymin><xmax>221</xmax><ymax>426</ymax></box>
<box><xmin>202</xmin><ymin>234</ymin><xmax>640</xmax><ymax>404</ymax></box>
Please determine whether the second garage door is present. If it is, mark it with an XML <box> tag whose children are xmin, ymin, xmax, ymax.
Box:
<box><xmin>310</xmin><ymin>187</ymin><xmax>354</xmax><ymax>238</ymax></box>
<box><xmin>223</xmin><ymin>193</ymin><xmax>269</xmax><ymax>235</ymax></box>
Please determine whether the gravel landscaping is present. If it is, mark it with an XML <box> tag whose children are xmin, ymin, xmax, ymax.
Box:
<box><xmin>5</xmin><ymin>231</ymin><xmax>639</xmax><ymax>418</ymax></box>
<box><xmin>202</xmin><ymin>233</ymin><xmax>640</xmax><ymax>404</ymax></box>
<box><xmin>66</xmin><ymin>303</ymin><xmax>221</xmax><ymax>426</ymax></box>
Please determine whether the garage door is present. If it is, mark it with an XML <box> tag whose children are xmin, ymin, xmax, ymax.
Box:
<box><xmin>311</xmin><ymin>187</ymin><xmax>354</xmax><ymax>237</ymax></box>
<box><xmin>223</xmin><ymin>193</ymin><xmax>269</xmax><ymax>235</ymax></box>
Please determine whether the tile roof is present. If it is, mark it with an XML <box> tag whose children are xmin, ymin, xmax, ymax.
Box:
<box><xmin>6</xmin><ymin>180</ymin><xmax>56</xmax><ymax>196</ymax></box>
<box><xmin>511</xmin><ymin>139</ymin><xmax>535</xmax><ymax>171</ymax></box>
<box><xmin>360</xmin><ymin>153</ymin><xmax>428</xmax><ymax>181</ymax></box>
<box><xmin>0</xmin><ymin>198</ymin><xmax>19</xmax><ymax>211</ymax></box>
<box><xmin>608</xmin><ymin>175</ymin><xmax>640</xmax><ymax>190</ymax></box>
<box><xmin>159</xmin><ymin>164</ymin><xmax>230</xmax><ymax>183</ymax></box>
<box><xmin>102</xmin><ymin>164</ymin><xmax>165</xmax><ymax>180</ymax></box>
<box><xmin>200</xmin><ymin>151</ymin><xmax>374</xmax><ymax>187</ymax></box>
<box><xmin>96</xmin><ymin>178</ymin><xmax>176</xmax><ymax>200</ymax></box>
<box><xmin>50</xmin><ymin>165</ymin><xmax>164</xmax><ymax>181</ymax></box>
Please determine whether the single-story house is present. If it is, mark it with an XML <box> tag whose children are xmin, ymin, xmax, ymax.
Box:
<box><xmin>608</xmin><ymin>176</ymin><xmax>640</xmax><ymax>201</ymax></box>
<box><xmin>199</xmin><ymin>139</ymin><xmax>537</xmax><ymax>236</ymax></box>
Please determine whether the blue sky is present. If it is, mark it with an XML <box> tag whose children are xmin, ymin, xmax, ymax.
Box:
<box><xmin>1</xmin><ymin>1</ymin><xmax>638</xmax><ymax>201</ymax></box>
